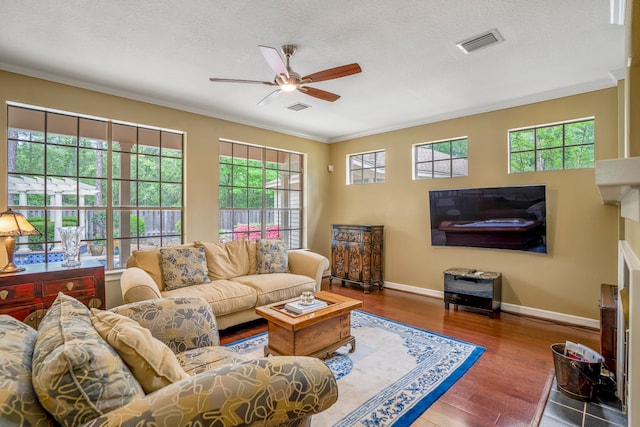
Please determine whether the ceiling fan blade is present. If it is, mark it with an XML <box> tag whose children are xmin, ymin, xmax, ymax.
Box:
<box><xmin>300</xmin><ymin>86</ymin><xmax>341</xmax><ymax>102</ymax></box>
<box><xmin>209</xmin><ymin>78</ymin><xmax>276</xmax><ymax>86</ymax></box>
<box><xmin>257</xmin><ymin>89</ymin><xmax>282</xmax><ymax>106</ymax></box>
<box><xmin>259</xmin><ymin>45</ymin><xmax>289</xmax><ymax>78</ymax></box>
<box><xmin>302</xmin><ymin>63</ymin><xmax>361</xmax><ymax>83</ymax></box>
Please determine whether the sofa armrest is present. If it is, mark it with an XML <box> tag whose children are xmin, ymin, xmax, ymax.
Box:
<box><xmin>120</xmin><ymin>267</ymin><xmax>162</xmax><ymax>303</ymax></box>
<box><xmin>110</xmin><ymin>297</ymin><xmax>221</xmax><ymax>353</ymax></box>
<box><xmin>81</xmin><ymin>356</ymin><xmax>338</xmax><ymax>427</ymax></box>
<box><xmin>287</xmin><ymin>250</ymin><xmax>329</xmax><ymax>292</ymax></box>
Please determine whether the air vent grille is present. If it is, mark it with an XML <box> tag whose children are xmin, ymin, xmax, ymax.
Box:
<box><xmin>286</xmin><ymin>102</ymin><xmax>311</xmax><ymax>111</ymax></box>
<box><xmin>457</xmin><ymin>29</ymin><xmax>503</xmax><ymax>54</ymax></box>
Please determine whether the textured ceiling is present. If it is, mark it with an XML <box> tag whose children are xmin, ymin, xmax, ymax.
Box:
<box><xmin>0</xmin><ymin>0</ymin><xmax>626</xmax><ymax>143</ymax></box>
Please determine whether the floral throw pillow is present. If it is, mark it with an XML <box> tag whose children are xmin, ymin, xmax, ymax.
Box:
<box><xmin>256</xmin><ymin>239</ymin><xmax>289</xmax><ymax>274</ymax></box>
<box><xmin>32</xmin><ymin>293</ymin><xmax>143</xmax><ymax>426</ymax></box>
<box><xmin>160</xmin><ymin>246</ymin><xmax>211</xmax><ymax>291</ymax></box>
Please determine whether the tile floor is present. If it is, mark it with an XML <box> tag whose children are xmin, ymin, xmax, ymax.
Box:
<box><xmin>539</xmin><ymin>378</ymin><xmax>627</xmax><ymax>426</ymax></box>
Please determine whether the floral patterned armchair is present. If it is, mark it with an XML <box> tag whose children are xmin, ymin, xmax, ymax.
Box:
<box><xmin>0</xmin><ymin>295</ymin><xmax>338</xmax><ymax>427</ymax></box>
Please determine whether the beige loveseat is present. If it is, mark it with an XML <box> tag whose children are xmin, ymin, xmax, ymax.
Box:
<box><xmin>120</xmin><ymin>239</ymin><xmax>330</xmax><ymax>329</ymax></box>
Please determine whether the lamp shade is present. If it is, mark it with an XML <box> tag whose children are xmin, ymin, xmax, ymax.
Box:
<box><xmin>0</xmin><ymin>209</ymin><xmax>40</xmax><ymax>274</ymax></box>
<box><xmin>0</xmin><ymin>209</ymin><xmax>40</xmax><ymax>237</ymax></box>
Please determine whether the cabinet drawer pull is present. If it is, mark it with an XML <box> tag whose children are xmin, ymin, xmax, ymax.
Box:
<box><xmin>24</xmin><ymin>309</ymin><xmax>48</xmax><ymax>329</ymax></box>
<box><xmin>66</xmin><ymin>282</ymin><xmax>74</xmax><ymax>291</ymax></box>
<box><xmin>0</xmin><ymin>290</ymin><xmax>8</xmax><ymax>300</ymax></box>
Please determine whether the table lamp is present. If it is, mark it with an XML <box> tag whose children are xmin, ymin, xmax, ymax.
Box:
<box><xmin>0</xmin><ymin>209</ymin><xmax>41</xmax><ymax>274</ymax></box>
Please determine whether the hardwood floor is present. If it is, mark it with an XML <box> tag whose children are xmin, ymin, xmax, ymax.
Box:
<box><xmin>219</xmin><ymin>278</ymin><xmax>600</xmax><ymax>427</ymax></box>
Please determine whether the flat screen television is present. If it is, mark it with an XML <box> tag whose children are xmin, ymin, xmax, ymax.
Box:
<box><xmin>428</xmin><ymin>185</ymin><xmax>546</xmax><ymax>253</ymax></box>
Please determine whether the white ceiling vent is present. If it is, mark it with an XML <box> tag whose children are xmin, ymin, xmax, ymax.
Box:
<box><xmin>286</xmin><ymin>102</ymin><xmax>311</xmax><ymax>112</ymax></box>
<box><xmin>456</xmin><ymin>29</ymin><xmax>503</xmax><ymax>54</ymax></box>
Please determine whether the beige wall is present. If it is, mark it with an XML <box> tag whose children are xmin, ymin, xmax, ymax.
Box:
<box><xmin>0</xmin><ymin>71</ymin><xmax>332</xmax><ymax>304</ymax></box>
<box><xmin>0</xmin><ymin>71</ymin><xmax>623</xmax><ymax>319</ymax></box>
<box><xmin>329</xmin><ymin>88</ymin><xmax>620</xmax><ymax>319</ymax></box>
<box><xmin>626</xmin><ymin>0</ymin><xmax>640</xmax><ymax>253</ymax></box>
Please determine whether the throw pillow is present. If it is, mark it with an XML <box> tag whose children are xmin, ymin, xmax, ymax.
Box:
<box><xmin>111</xmin><ymin>297</ymin><xmax>221</xmax><ymax>354</ymax></box>
<box><xmin>130</xmin><ymin>248</ymin><xmax>164</xmax><ymax>289</ymax></box>
<box><xmin>0</xmin><ymin>315</ymin><xmax>53</xmax><ymax>426</ymax></box>
<box><xmin>160</xmin><ymin>246</ymin><xmax>211</xmax><ymax>291</ymax></box>
<box><xmin>256</xmin><ymin>238</ymin><xmax>289</xmax><ymax>274</ymax></box>
<box><xmin>91</xmin><ymin>309</ymin><xmax>189</xmax><ymax>393</ymax></box>
<box><xmin>131</xmin><ymin>243</ymin><xmax>196</xmax><ymax>291</ymax></box>
<box><xmin>195</xmin><ymin>239</ymin><xmax>250</xmax><ymax>280</ymax></box>
<box><xmin>32</xmin><ymin>293</ymin><xmax>143</xmax><ymax>427</ymax></box>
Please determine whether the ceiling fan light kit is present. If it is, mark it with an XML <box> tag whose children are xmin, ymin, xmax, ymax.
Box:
<box><xmin>209</xmin><ymin>44</ymin><xmax>362</xmax><ymax>105</ymax></box>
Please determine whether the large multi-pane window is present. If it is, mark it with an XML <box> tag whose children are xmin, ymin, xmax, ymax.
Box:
<box><xmin>6</xmin><ymin>104</ymin><xmax>184</xmax><ymax>270</ymax></box>
<box><xmin>348</xmin><ymin>150</ymin><xmax>385</xmax><ymax>184</ymax></box>
<box><xmin>218</xmin><ymin>140</ymin><xmax>303</xmax><ymax>249</ymax></box>
<box><xmin>509</xmin><ymin>118</ymin><xmax>595</xmax><ymax>173</ymax></box>
<box><xmin>413</xmin><ymin>137</ymin><xmax>468</xmax><ymax>179</ymax></box>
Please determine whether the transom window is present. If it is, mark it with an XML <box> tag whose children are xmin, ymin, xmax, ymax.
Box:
<box><xmin>413</xmin><ymin>137</ymin><xmax>468</xmax><ymax>179</ymax></box>
<box><xmin>348</xmin><ymin>150</ymin><xmax>385</xmax><ymax>184</ymax></box>
<box><xmin>509</xmin><ymin>118</ymin><xmax>594</xmax><ymax>173</ymax></box>
<box><xmin>6</xmin><ymin>103</ymin><xmax>184</xmax><ymax>270</ymax></box>
<box><xmin>218</xmin><ymin>140</ymin><xmax>303</xmax><ymax>249</ymax></box>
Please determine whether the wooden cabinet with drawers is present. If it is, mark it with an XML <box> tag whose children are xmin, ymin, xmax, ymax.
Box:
<box><xmin>0</xmin><ymin>259</ymin><xmax>105</xmax><ymax>328</ymax></box>
<box><xmin>329</xmin><ymin>224</ymin><xmax>384</xmax><ymax>293</ymax></box>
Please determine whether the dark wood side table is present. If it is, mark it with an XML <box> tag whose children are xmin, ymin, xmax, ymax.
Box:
<box><xmin>599</xmin><ymin>283</ymin><xmax>617</xmax><ymax>374</ymax></box>
<box><xmin>0</xmin><ymin>259</ymin><xmax>105</xmax><ymax>328</ymax></box>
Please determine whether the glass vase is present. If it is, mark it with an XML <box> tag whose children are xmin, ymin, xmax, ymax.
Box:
<box><xmin>58</xmin><ymin>226</ymin><xmax>84</xmax><ymax>267</ymax></box>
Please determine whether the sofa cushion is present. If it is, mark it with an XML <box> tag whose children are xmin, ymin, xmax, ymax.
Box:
<box><xmin>177</xmin><ymin>346</ymin><xmax>246</xmax><ymax>375</ymax></box>
<box><xmin>247</xmin><ymin>240</ymin><xmax>257</xmax><ymax>274</ymax></box>
<box><xmin>130</xmin><ymin>243</ymin><xmax>194</xmax><ymax>291</ymax></box>
<box><xmin>195</xmin><ymin>239</ymin><xmax>250</xmax><ymax>280</ymax></box>
<box><xmin>161</xmin><ymin>246</ymin><xmax>211</xmax><ymax>291</ymax></box>
<box><xmin>163</xmin><ymin>279</ymin><xmax>257</xmax><ymax>317</ymax></box>
<box><xmin>232</xmin><ymin>273</ymin><xmax>316</xmax><ymax>306</ymax></box>
<box><xmin>91</xmin><ymin>308</ymin><xmax>190</xmax><ymax>393</ymax></box>
<box><xmin>0</xmin><ymin>315</ymin><xmax>54</xmax><ymax>427</ymax></box>
<box><xmin>256</xmin><ymin>238</ymin><xmax>289</xmax><ymax>274</ymax></box>
<box><xmin>32</xmin><ymin>293</ymin><xmax>144</xmax><ymax>427</ymax></box>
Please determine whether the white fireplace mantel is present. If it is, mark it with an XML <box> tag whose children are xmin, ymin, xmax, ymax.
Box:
<box><xmin>595</xmin><ymin>157</ymin><xmax>640</xmax><ymax>222</ymax></box>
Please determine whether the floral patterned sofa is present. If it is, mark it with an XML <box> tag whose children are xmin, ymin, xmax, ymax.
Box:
<box><xmin>120</xmin><ymin>239</ymin><xmax>330</xmax><ymax>329</ymax></box>
<box><xmin>0</xmin><ymin>294</ymin><xmax>338</xmax><ymax>427</ymax></box>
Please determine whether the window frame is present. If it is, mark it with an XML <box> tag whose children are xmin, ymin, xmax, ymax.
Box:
<box><xmin>413</xmin><ymin>136</ymin><xmax>468</xmax><ymax>180</ymax></box>
<box><xmin>6</xmin><ymin>103</ymin><xmax>185</xmax><ymax>271</ymax></box>
<box><xmin>508</xmin><ymin>117</ymin><xmax>595</xmax><ymax>173</ymax></box>
<box><xmin>347</xmin><ymin>149</ymin><xmax>386</xmax><ymax>185</ymax></box>
<box><xmin>218</xmin><ymin>139</ymin><xmax>304</xmax><ymax>249</ymax></box>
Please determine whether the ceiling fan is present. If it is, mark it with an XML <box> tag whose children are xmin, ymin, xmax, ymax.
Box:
<box><xmin>209</xmin><ymin>44</ymin><xmax>362</xmax><ymax>106</ymax></box>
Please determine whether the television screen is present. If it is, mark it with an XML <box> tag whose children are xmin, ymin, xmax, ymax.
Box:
<box><xmin>429</xmin><ymin>185</ymin><xmax>546</xmax><ymax>253</ymax></box>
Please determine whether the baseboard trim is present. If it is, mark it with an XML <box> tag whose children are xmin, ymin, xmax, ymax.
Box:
<box><xmin>383</xmin><ymin>281</ymin><xmax>600</xmax><ymax>329</ymax></box>
<box><xmin>383</xmin><ymin>281</ymin><xmax>443</xmax><ymax>299</ymax></box>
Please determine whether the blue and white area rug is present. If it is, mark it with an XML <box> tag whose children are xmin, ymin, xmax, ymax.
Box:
<box><xmin>227</xmin><ymin>310</ymin><xmax>485</xmax><ymax>427</ymax></box>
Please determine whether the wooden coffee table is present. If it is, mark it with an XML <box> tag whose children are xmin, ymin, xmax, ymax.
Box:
<box><xmin>255</xmin><ymin>291</ymin><xmax>363</xmax><ymax>359</ymax></box>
